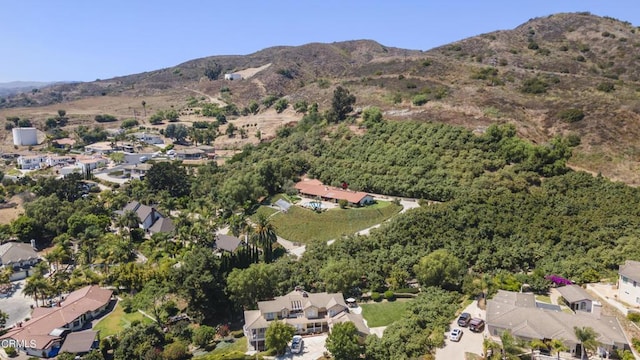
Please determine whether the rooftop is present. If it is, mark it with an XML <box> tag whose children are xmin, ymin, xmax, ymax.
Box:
<box><xmin>619</xmin><ymin>260</ymin><xmax>640</xmax><ymax>283</ymax></box>
<box><xmin>557</xmin><ymin>284</ymin><xmax>594</xmax><ymax>303</ymax></box>
<box><xmin>295</xmin><ymin>179</ymin><xmax>371</xmax><ymax>204</ymax></box>
<box><xmin>0</xmin><ymin>242</ymin><xmax>39</xmax><ymax>265</ymax></box>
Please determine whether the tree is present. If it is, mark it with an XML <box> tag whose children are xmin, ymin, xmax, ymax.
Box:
<box><xmin>330</xmin><ymin>86</ymin><xmax>356</xmax><ymax>122</ymax></box>
<box><xmin>274</xmin><ymin>98</ymin><xmax>289</xmax><ymax>113</ymax></box>
<box><xmin>226</xmin><ymin>123</ymin><xmax>237</xmax><ymax>138</ymax></box>
<box><xmin>226</xmin><ymin>262</ymin><xmax>277</xmax><ymax>309</ymax></box>
<box><xmin>326</xmin><ymin>321</ymin><xmax>361</xmax><ymax>360</ymax></box>
<box><xmin>165</xmin><ymin>109</ymin><xmax>179</xmax><ymax>122</ymax></box>
<box><xmin>574</xmin><ymin>326</ymin><xmax>599</xmax><ymax>360</ymax></box>
<box><xmin>114</xmin><ymin>322</ymin><xmax>165</xmax><ymax>360</ymax></box>
<box><xmin>146</xmin><ymin>162</ymin><xmax>190</xmax><ymax>197</ymax></box>
<box><xmin>252</xmin><ymin>213</ymin><xmax>277</xmax><ymax>263</ymax></box>
<box><xmin>0</xmin><ymin>309</ymin><xmax>7</xmax><ymax>328</ymax></box>
<box><xmin>165</xmin><ymin>124</ymin><xmax>188</xmax><ymax>143</ymax></box>
<box><xmin>548</xmin><ymin>339</ymin><xmax>569</xmax><ymax>360</ymax></box>
<box><xmin>265</xmin><ymin>321</ymin><xmax>295</xmax><ymax>355</ymax></box>
<box><xmin>192</xmin><ymin>325</ymin><xmax>216</xmax><ymax>349</ymax></box>
<box><xmin>362</xmin><ymin>106</ymin><xmax>383</xmax><ymax>128</ymax></box>
<box><xmin>141</xmin><ymin>101</ymin><xmax>147</xmax><ymax>117</ymax></box>
<box><xmin>320</xmin><ymin>259</ymin><xmax>360</xmax><ymax>294</ymax></box>
<box><xmin>413</xmin><ymin>249</ymin><xmax>465</xmax><ymax>290</ymax></box>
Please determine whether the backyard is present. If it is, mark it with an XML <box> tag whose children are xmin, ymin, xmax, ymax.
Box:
<box><xmin>93</xmin><ymin>302</ymin><xmax>154</xmax><ymax>338</ymax></box>
<box><xmin>360</xmin><ymin>299</ymin><xmax>413</xmax><ymax>328</ymax></box>
<box><xmin>260</xmin><ymin>200</ymin><xmax>402</xmax><ymax>243</ymax></box>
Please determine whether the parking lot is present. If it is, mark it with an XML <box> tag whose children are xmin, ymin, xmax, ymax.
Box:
<box><xmin>0</xmin><ymin>280</ymin><xmax>36</xmax><ymax>327</ymax></box>
<box><xmin>435</xmin><ymin>300</ymin><xmax>486</xmax><ymax>360</ymax></box>
<box><xmin>276</xmin><ymin>334</ymin><xmax>328</xmax><ymax>360</ymax></box>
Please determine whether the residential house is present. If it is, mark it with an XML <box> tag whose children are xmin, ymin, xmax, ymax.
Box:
<box><xmin>224</xmin><ymin>73</ymin><xmax>242</xmax><ymax>80</ymax></box>
<box><xmin>618</xmin><ymin>260</ymin><xmax>640</xmax><ymax>307</ymax></box>
<box><xmin>57</xmin><ymin>330</ymin><xmax>99</xmax><ymax>356</ymax></box>
<box><xmin>51</xmin><ymin>138</ymin><xmax>76</xmax><ymax>149</ymax></box>
<box><xmin>148</xmin><ymin>217</ymin><xmax>175</xmax><ymax>235</ymax></box>
<box><xmin>84</xmin><ymin>142</ymin><xmax>114</xmax><ymax>155</ymax></box>
<box><xmin>243</xmin><ymin>289</ymin><xmax>367</xmax><ymax>351</ymax></box>
<box><xmin>175</xmin><ymin>148</ymin><xmax>204</xmax><ymax>160</ymax></box>
<box><xmin>214</xmin><ymin>234</ymin><xmax>244</xmax><ymax>253</ymax></box>
<box><xmin>45</xmin><ymin>155</ymin><xmax>74</xmax><ymax>167</ymax></box>
<box><xmin>133</xmin><ymin>132</ymin><xmax>164</xmax><ymax>145</ymax></box>
<box><xmin>122</xmin><ymin>163</ymin><xmax>153</xmax><ymax>180</ymax></box>
<box><xmin>0</xmin><ymin>285</ymin><xmax>113</xmax><ymax>358</ymax></box>
<box><xmin>17</xmin><ymin>155</ymin><xmax>46</xmax><ymax>170</ymax></box>
<box><xmin>295</xmin><ymin>179</ymin><xmax>374</xmax><ymax>206</ymax></box>
<box><xmin>486</xmin><ymin>290</ymin><xmax>628</xmax><ymax>358</ymax></box>
<box><xmin>118</xmin><ymin>201</ymin><xmax>174</xmax><ymax>234</ymax></box>
<box><xmin>75</xmin><ymin>156</ymin><xmax>107</xmax><ymax>173</ymax></box>
<box><xmin>0</xmin><ymin>242</ymin><xmax>40</xmax><ymax>281</ymax></box>
<box><xmin>197</xmin><ymin>145</ymin><xmax>216</xmax><ymax>159</ymax></box>
<box><xmin>557</xmin><ymin>284</ymin><xmax>595</xmax><ymax>312</ymax></box>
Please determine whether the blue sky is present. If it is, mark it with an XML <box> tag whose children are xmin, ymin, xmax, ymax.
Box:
<box><xmin>1</xmin><ymin>1</ymin><xmax>638</xmax><ymax>83</ymax></box>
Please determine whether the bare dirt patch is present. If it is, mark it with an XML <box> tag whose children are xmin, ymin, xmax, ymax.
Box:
<box><xmin>0</xmin><ymin>194</ymin><xmax>26</xmax><ymax>225</ymax></box>
<box><xmin>234</xmin><ymin>63</ymin><xmax>271</xmax><ymax>79</ymax></box>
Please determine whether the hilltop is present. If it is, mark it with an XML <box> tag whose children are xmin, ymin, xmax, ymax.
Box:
<box><xmin>1</xmin><ymin>12</ymin><xmax>640</xmax><ymax>183</ymax></box>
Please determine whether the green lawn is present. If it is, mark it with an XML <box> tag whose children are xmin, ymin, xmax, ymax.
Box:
<box><xmin>93</xmin><ymin>302</ymin><xmax>154</xmax><ymax>337</ymax></box>
<box><xmin>360</xmin><ymin>300</ymin><xmax>412</xmax><ymax>327</ymax></box>
<box><xmin>195</xmin><ymin>337</ymin><xmax>247</xmax><ymax>359</ymax></box>
<box><xmin>266</xmin><ymin>201</ymin><xmax>402</xmax><ymax>243</ymax></box>
<box><xmin>535</xmin><ymin>294</ymin><xmax>552</xmax><ymax>304</ymax></box>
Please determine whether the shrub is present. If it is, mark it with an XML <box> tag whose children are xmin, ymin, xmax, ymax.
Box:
<box><xmin>633</xmin><ymin>337</ymin><xmax>640</xmax><ymax>352</ymax></box>
<box><xmin>274</xmin><ymin>98</ymin><xmax>289</xmax><ymax>113</ymax></box>
<box><xmin>338</xmin><ymin>199</ymin><xmax>348</xmax><ymax>209</ymax></box>
<box><xmin>395</xmin><ymin>287</ymin><xmax>420</xmax><ymax>294</ymax></box>
<box><xmin>384</xmin><ymin>290</ymin><xmax>395</xmax><ymax>301</ymax></box>
<box><xmin>231</xmin><ymin>329</ymin><xmax>245</xmax><ymax>338</ymax></box>
<box><xmin>597</xmin><ymin>82</ymin><xmax>615</xmax><ymax>92</ymax></box>
<box><xmin>528</xmin><ymin>41</ymin><xmax>539</xmax><ymax>50</ymax></box>
<box><xmin>628</xmin><ymin>312</ymin><xmax>640</xmax><ymax>323</ymax></box>
<box><xmin>371</xmin><ymin>292</ymin><xmax>382</xmax><ymax>302</ymax></box>
<box><xmin>520</xmin><ymin>76</ymin><xmax>549</xmax><ymax>94</ymax></box>
<box><xmin>120</xmin><ymin>118</ymin><xmax>139</xmax><ymax>129</ymax></box>
<box><xmin>412</xmin><ymin>94</ymin><xmax>428</xmax><ymax>106</ymax></box>
<box><xmin>95</xmin><ymin>114</ymin><xmax>117</xmax><ymax>123</ymax></box>
<box><xmin>5</xmin><ymin>346</ymin><xmax>17</xmax><ymax>357</ymax></box>
<box><xmin>559</xmin><ymin>45</ymin><xmax>569</xmax><ymax>51</ymax></box>
<box><xmin>576</xmin><ymin>55</ymin><xmax>586</xmax><ymax>62</ymax></box>
<box><xmin>422</xmin><ymin>59</ymin><xmax>432</xmax><ymax>67</ymax></box>
<box><xmin>557</xmin><ymin>108</ymin><xmax>585</xmax><ymax>123</ymax></box>
<box><xmin>262</xmin><ymin>95</ymin><xmax>279</xmax><ymax>108</ymax></box>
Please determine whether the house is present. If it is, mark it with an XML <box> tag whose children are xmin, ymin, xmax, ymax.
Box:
<box><xmin>295</xmin><ymin>179</ymin><xmax>374</xmax><ymax>206</ymax></box>
<box><xmin>122</xmin><ymin>163</ymin><xmax>153</xmax><ymax>180</ymax></box>
<box><xmin>133</xmin><ymin>132</ymin><xmax>164</xmax><ymax>145</ymax></box>
<box><xmin>84</xmin><ymin>142</ymin><xmax>114</xmax><ymax>155</ymax></box>
<box><xmin>148</xmin><ymin>217</ymin><xmax>175</xmax><ymax>235</ymax></box>
<box><xmin>214</xmin><ymin>234</ymin><xmax>244</xmax><ymax>253</ymax></box>
<box><xmin>0</xmin><ymin>285</ymin><xmax>113</xmax><ymax>358</ymax></box>
<box><xmin>175</xmin><ymin>148</ymin><xmax>204</xmax><ymax>160</ymax></box>
<box><xmin>118</xmin><ymin>201</ymin><xmax>174</xmax><ymax>234</ymax></box>
<box><xmin>52</xmin><ymin>138</ymin><xmax>76</xmax><ymax>149</ymax></box>
<box><xmin>224</xmin><ymin>73</ymin><xmax>242</xmax><ymax>80</ymax></box>
<box><xmin>618</xmin><ymin>260</ymin><xmax>640</xmax><ymax>306</ymax></box>
<box><xmin>57</xmin><ymin>330</ymin><xmax>99</xmax><ymax>356</ymax></box>
<box><xmin>486</xmin><ymin>290</ymin><xmax>628</xmax><ymax>358</ymax></box>
<box><xmin>75</xmin><ymin>156</ymin><xmax>107</xmax><ymax>173</ymax></box>
<box><xmin>243</xmin><ymin>289</ymin><xmax>367</xmax><ymax>351</ymax></box>
<box><xmin>45</xmin><ymin>155</ymin><xmax>74</xmax><ymax>167</ymax></box>
<box><xmin>557</xmin><ymin>284</ymin><xmax>595</xmax><ymax>312</ymax></box>
<box><xmin>0</xmin><ymin>242</ymin><xmax>40</xmax><ymax>281</ymax></box>
<box><xmin>17</xmin><ymin>155</ymin><xmax>46</xmax><ymax>170</ymax></box>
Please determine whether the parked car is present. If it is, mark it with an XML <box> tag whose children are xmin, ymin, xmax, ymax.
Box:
<box><xmin>469</xmin><ymin>318</ymin><xmax>485</xmax><ymax>332</ymax></box>
<box><xmin>449</xmin><ymin>328</ymin><xmax>463</xmax><ymax>342</ymax></box>
<box><xmin>139</xmin><ymin>156</ymin><xmax>148</xmax><ymax>163</ymax></box>
<box><xmin>457</xmin><ymin>312</ymin><xmax>471</xmax><ymax>327</ymax></box>
<box><xmin>291</xmin><ymin>335</ymin><xmax>303</xmax><ymax>354</ymax></box>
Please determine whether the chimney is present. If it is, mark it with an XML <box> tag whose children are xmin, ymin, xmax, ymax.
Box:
<box><xmin>591</xmin><ymin>301</ymin><xmax>602</xmax><ymax>318</ymax></box>
<box><xmin>30</xmin><ymin>239</ymin><xmax>37</xmax><ymax>250</ymax></box>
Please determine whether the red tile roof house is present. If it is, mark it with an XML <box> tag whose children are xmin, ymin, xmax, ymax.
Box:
<box><xmin>294</xmin><ymin>179</ymin><xmax>374</xmax><ymax>206</ymax></box>
<box><xmin>0</xmin><ymin>285</ymin><xmax>113</xmax><ymax>358</ymax></box>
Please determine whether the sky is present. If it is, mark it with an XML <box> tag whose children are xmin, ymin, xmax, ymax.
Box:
<box><xmin>1</xmin><ymin>1</ymin><xmax>638</xmax><ymax>83</ymax></box>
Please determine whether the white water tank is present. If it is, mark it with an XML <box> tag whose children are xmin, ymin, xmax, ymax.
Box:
<box><xmin>12</xmin><ymin>127</ymin><xmax>38</xmax><ymax>146</ymax></box>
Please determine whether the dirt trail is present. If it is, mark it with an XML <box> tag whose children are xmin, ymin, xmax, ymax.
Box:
<box><xmin>183</xmin><ymin>87</ymin><xmax>225</xmax><ymax>106</ymax></box>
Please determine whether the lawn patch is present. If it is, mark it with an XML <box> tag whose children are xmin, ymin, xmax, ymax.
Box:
<box><xmin>360</xmin><ymin>299</ymin><xmax>412</xmax><ymax>327</ymax></box>
<box><xmin>266</xmin><ymin>201</ymin><xmax>401</xmax><ymax>243</ymax></box>
<box><xmin>195</xmin><ymin>337</ymin><xmax>247</xmax><ymax>359</ymax></box>
<box><xmin>92</xmin><ymin>301</ymin><xmax>153</xmax><ymax>337</ymax></box>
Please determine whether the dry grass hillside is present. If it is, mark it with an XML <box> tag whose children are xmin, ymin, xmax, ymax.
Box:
<box><xmin>2</xmin><ymin>12</ymin><xmax>640</xmax><ymax>183</ymax></box>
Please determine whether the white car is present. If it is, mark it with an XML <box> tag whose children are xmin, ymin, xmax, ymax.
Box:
<box><xmin>449</xmin><ymin>328</ymin><xmax>463</xmax><ymax>342</ymax></box>
<box><xmin>291</xmin><ymin>335</ymin><xmax>303</xmax><ymax>354</ymax></box>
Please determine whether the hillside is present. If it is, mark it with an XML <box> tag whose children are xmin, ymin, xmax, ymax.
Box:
<box><xmin>1</xmin><ymin>12</ymin><xmax>640</xmax><ymax>183</ymax></box>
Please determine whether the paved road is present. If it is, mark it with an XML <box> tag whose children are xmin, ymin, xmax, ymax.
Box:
<box><xmin>0</xmin><ymin>280</ymin><xmax>37</xmax><ymax>327</ymax></box>
<box><xmin>435</xmin><ymin>300</ymin><xmax>486</xmax><ymax>360</ymax></box>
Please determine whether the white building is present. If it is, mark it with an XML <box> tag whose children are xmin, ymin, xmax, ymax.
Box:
<box><xmin>619</xmin><ymin>260</ymin><xmax>640</xmax><ymax>306</ymax></box>
<box><xmin>12</xmin><ymin>127</ymin><xmax>38</xmax><ymax>146</ymax></box>
<box><xmin>224</xmin><ymin>73</ymin><xmax>242</xmax><ymax>80</ymax></box>
<box><xmin>75</xmin><ymin>156</ymin><xmax>107</xmax><ymax>173</ymax></box>
<box><xmin>17</xmin><ymin>155</ymin><xmax>46</xmax><ymax>170</ymax></box>
<box><xmin>0</xmin><ymin>242</ymin><xmax>40</xmax><ymax>281</ymax></box>
<box><xmin>133</xmin><ymin>132</ymin><xmax>164</xmax><ymax>145</ymax></box>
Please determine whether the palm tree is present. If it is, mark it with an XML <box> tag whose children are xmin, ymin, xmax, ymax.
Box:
<box><xmin>116</xmin><ymin>210</ymin><xmax>141</xmax><ymax>239</ymax></box>
<box><xmin>252</xmin><ymin>213</ymin><xmax>277</xmax><ymax>263</ymax></box>
<box><xmin>549</xmin><ymin>339</ymin><xmax>569</xmax><ymax>360</ymax></box>
<box><xmin>24</xmin><ymin>275</ymin><xmax>50</xmax><ymax>307</ymax></box>
<box><xmin>482</xmin><ymin>337</ymin><xmax>501</xmax><ymax>360</ymax></box>
<box><xmin>141</xmin><ymin>100</ymin><xmax>147</xmax><ymax>118</ymax></box>
<box><xmin>574</xmin><ymin>326</ymin><xmax>599</xmax><ymax>360</ymax></box>
<box><xmin>530</xmin><ymin>339</ymin><xmax>548</xmax><ymax>357</ymax></box>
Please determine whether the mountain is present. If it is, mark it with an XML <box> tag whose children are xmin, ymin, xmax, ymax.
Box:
<box><xmin>1</xmin><ymin>12</ymin><xmax>639</xmax><ymax>183</ymax></box>
<box><xmin>0</xmin><ymin>81</ymin><xmax>59</xmax><ymax>96</ymax></box>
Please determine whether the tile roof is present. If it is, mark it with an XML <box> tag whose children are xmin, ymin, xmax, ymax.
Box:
<box><xmin>0</xmin><ymin>285</ymin><xmax>112</xmax><ymax>350</ymax></box>
<box><xmin>0</xmin><ymin>242</ymin><xmax>39</xmax><ymax>265</ymax></box>
<box><xmin>619</xmin><ymin>260</ymin><xmax>640</xmax><ymax>283</ymax></box>
<box><xmin>295</xmin><ymin>179</ymin><xmax>371</xmax><ymax>204</ymax></box>
<box><xmin>58</xmin><ymin>330</ymin><xmax>98</xmax><ymax>354</ymax></box>
<box><xmin>149</xmin><ymin>217</ymin><xmax>175</xmax><ymax>234</ymax></box>
<box><xmin>332</xmin><ymin>312</ymin><xmax>370</xmax><ymax>336</ymax></box>
<box><xmin>257</xmin><ymin>290</ymin><xmax>347</xmax><ymax>315</ymax></box>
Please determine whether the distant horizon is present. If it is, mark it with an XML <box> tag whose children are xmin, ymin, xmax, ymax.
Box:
<box><xmin>1</xmin><ymin>1</ymin><xmax>639</xmax><ymax>83</ymax></box>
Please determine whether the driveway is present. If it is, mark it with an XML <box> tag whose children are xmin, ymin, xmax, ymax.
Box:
<box><xmin>275</xmin><ymin>334</ymin><xmax>327</xmax><ymax>360</ymax></box>
<box><xmin>435</xmin><ymin>300</ymin><xmax>486</xmax><ymax>360</ymax></box>
<box><xmin>0</xmin><ymin>280</ymin><xmax>36</xmax><ymax>327</ymax></box>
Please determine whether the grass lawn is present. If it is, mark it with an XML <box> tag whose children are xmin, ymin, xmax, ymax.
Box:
<box><xmin>535</xmin><ymin>294</ymin><xmax>552</xmax><ymax>304</ymax></box>
<box><xmin>93</xmin><ymin>302</ymin><xmax>154</xmax><ymax>338</ymax></box>
<box><xmin>360</xmin><ymin>300</ymin><xmax>412</xmax><ymax>327</ymax></box>
<box><xmin>265</xmin><ymin>201</ymin><xmax>402</xmax><ymax>243</ymax></box>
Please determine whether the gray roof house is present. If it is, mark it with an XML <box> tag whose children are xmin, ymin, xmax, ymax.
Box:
<box><xmin>0</xmin><ymin>242</ymin><xmax>40</xmax><ymax>281</ymax></box>
<box><xmin>215</xmin><ymin>234</ymin><xmax>243</xmax><ymax>253</ymax></box>
<box><xmin>557</xmin><ymin>284</ymin><xmax>595</xmax><ymax>312</ymax></box>
<box><xmin>487</xmin><ymin>290</ymin><xmax>628</xmax><ymax>358</ymax></box>
<box><xmin>243</xmin><ymin>289</ymin><xmax>367</xmax><ymax>351</ymax></box>
<box><xmin>618</xmin><ymin>260</ymin><xmax>640</xmax><ymax>307</ymax></box>
<box><xmin>118</xmin><ymin>201</ymin><xmax>171</xmax><ymax>233</ymax></box>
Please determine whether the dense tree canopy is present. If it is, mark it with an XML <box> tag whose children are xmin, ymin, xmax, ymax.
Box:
<box><xmin>146</xmin><ymin>162</ymin><xmax>190</xmax><ymax>198</ymax></box>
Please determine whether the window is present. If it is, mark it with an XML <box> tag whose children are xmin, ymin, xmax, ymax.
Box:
<box><xmin>265</xmin><ymin>313</ymin><xmax>274</xmax><ymax>320</ymax></box>
<box><xmin>636</xmin><ymin>297</ymin><xmax>640</xmax><ymax>304</ymax></box>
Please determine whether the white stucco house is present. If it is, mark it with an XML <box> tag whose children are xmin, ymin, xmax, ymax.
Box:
<box><xmin>618</xmin><ymin>260</ymin><xmax>640</xmax><ymax>307</ymax></box>
<box><xmin>0</xmin><ymin>242</ymin><xmax>41</xmax><ymax>281</ymax></box>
